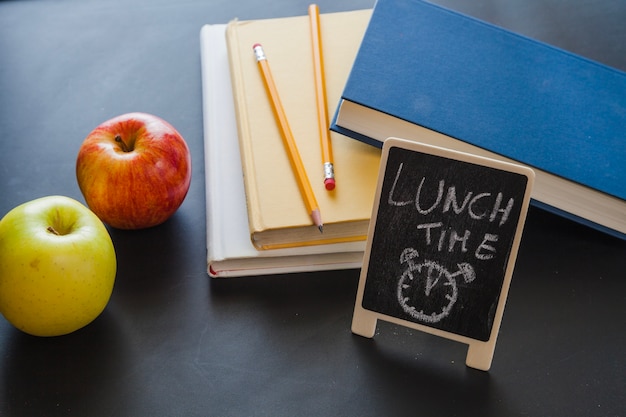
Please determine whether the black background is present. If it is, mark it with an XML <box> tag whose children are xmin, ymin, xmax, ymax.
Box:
<box><xmin>362</xmin><ymin>145</ymin><xmax>530</xmax><ymax>341</ymax></box>
<box><xmin>1</xmin><ymin>0</ymin><xmax>625</xmax><ymax>416</ymax></box>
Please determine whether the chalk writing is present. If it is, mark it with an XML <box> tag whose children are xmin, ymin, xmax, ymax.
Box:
<box><xmin>413</xmin><ymin>223</ymin><xmax>500</xmax><ymax>260</ymax></box>
<box><xmin>389</xmin><ymin>163</ymin><xmax>515</xmax><ymax>226</ymax></box>
<box><xmin>387</xmin><ymin>162</ymin><xmax>519</xmax><ymax>324</ymax></box>
<box><xmin>386</xmin><ymin>161</ymin><xmax>519</xmax><ymax>324</ymax></box>
<box><xmin>360</xmin><ymin>143</ymin><xmax>531</xmax><ymax>341</ymax></box>
<box><xmin>353</xmin><ymin>139</ymin><xmax>534</xmax><ymax>369</ymax></box>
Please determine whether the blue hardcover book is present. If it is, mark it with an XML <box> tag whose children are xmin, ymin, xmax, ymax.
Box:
<box><xmin>331</xmin><ymin>0</ymin><xmax>626</xmax><ymax>240</ymax></box>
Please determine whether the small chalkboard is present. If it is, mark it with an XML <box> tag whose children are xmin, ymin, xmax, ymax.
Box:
<box><xmin>352</xmin><ymin>137</ymin><xmax>534</xmax><ymax>371</ymax></box>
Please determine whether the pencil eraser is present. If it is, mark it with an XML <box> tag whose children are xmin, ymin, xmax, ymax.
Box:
<box><xmin>253</xmin><ymin>43</ymin><xmax>262</xmax><ymax>49</ymax></box>
<box><xmin>324</xmin><ymin>178</ymin><xmax>336</xmax><ymax>191</ymax></box>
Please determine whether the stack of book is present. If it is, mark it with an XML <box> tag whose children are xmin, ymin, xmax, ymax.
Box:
<box><xmin>201</xmin><ymin>9</ymin><xmax>378</xmax><ymax>277</ymax></box>
<box><xmin>201</xmin><ymin>0</ymin><xmax>626</xmax><ymax>277</ymax></box>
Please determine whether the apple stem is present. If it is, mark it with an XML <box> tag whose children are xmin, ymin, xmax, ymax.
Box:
<box><xmin>114</xmin><ymin>135</ymin><xmax>131</xmax><ymax>152</ymax></box>
<box><xmin>47</xmin><ymin>226</ymin><xmax>60</xmax><ymax>236</ymax></box>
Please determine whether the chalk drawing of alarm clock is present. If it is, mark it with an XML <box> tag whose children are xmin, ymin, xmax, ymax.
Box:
<box><xmin>396</xmin><ymin>248</ymin><xmax>476</xmax><ymax>324</ymax></box>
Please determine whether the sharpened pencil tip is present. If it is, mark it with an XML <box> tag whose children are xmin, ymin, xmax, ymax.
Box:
<box><xmin>311</xmin><ymin>209</ymin><xmax>323</xmax><ymax>233</ymax></box>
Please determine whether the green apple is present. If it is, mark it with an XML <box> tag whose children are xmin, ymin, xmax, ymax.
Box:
<box><xmin>0</xmin><ymin>195</ymin><xmax>116</xmax><ymax>336</ymax></box>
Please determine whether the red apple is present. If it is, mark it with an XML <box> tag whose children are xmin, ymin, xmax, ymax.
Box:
<box><xmin>76</xmin><ymin>112</ymin><xmax>191</xmax><ymax>229</ymax></box>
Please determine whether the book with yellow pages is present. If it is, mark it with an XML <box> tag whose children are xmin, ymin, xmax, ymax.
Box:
<box><xmin>201</xmin><ymin>23</ymin><xmax>365</xmax><ymax>277</ymax></box>
<box><xmin>226</xmin><ymin>9</ymin><xmax>380</xmax><ymax>250</ymax></box>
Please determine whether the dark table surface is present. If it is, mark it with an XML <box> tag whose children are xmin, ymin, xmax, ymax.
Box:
<box><xmin>1</xmin><ymin>0</ymin><xmax>625</xmax><ymax>416</ymax></box>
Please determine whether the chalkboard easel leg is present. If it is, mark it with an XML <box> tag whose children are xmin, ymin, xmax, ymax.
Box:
<box><xmin>351</xmin><ymin>307</ymin><xmax>378</xmax><ymax>338</ymax></box>
<box><xmin>465</xmin><ymin>341</ymin><xmax>496</xmax><ymax>371</ymax></box>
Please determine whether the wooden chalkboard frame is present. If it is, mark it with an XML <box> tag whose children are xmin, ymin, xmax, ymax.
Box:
<box><xmin>352</xmin><ymin>137</ymin><xmax>535</xmax><ymax>371</ymax></box>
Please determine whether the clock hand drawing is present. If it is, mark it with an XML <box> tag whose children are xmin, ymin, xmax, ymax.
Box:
<box><xmin>396</xmin><ymin>248</ymin><xmax>476</xmax><ymax>324</ymax></box>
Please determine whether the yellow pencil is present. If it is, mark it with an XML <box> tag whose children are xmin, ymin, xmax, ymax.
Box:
<box><xmin>253</xmin><ymin>43</ymin><xmax>324</xmax><ymax>233</ymax></box>
<box><xmin>308</xmin><ymin>3</ymin><xmax>336</xmax><ymax>191</ymax></box>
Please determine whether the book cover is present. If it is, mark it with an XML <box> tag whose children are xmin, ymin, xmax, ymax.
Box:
<box><xmin>225</xmin><ymin>9</ymin><xmax>381</xmax><ymax>250</ymax></box>
<box><xmin>330</xmin><ymin>0</ymin><xmax>626</xmax><ymax>240</ymax></box>
<box><xmin>201</xmin><ymin>24</ymin><xmax>364</xmax><ymax>277</ymax></box>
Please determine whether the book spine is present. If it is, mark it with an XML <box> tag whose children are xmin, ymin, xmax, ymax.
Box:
<box><xmin>201</xmin><ymin>24</ymin><xmax>225</xmax><ymax>267</ymax></box>
<box><xmin>226</xmin><ymin>21</ymin><xmax>265</xmax><ymax>235</ymax></box>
